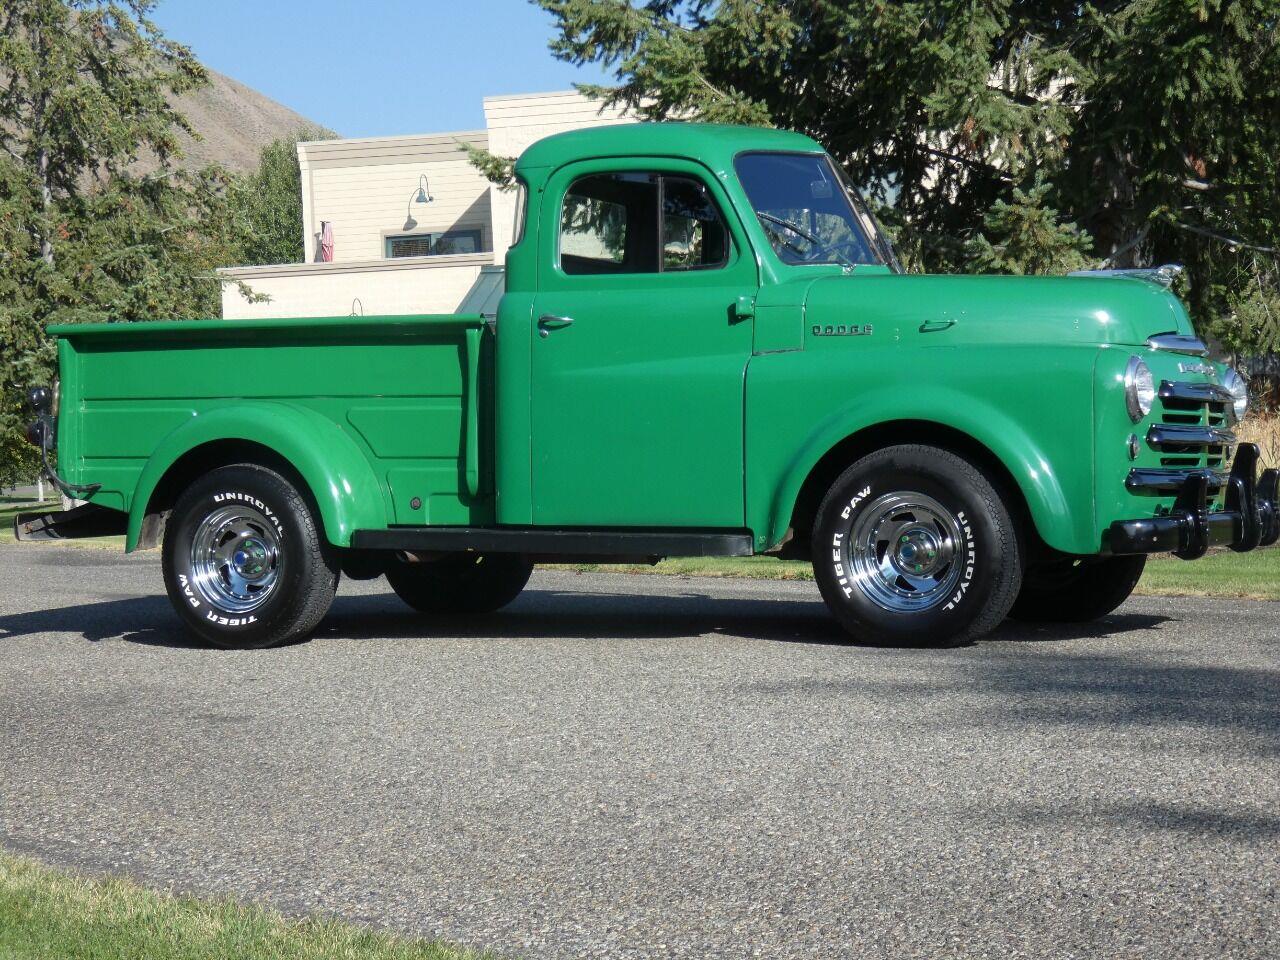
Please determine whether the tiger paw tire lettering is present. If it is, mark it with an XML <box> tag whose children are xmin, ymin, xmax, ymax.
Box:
<box><xmin>161</xmin><ymin>464</ymin><xmax>340</xmax><ymax>649</ymax></box>
<box><xmin>812</xmin><ymin>445</ymin><xmax>1023</xmax><ymax>647</ymax></box>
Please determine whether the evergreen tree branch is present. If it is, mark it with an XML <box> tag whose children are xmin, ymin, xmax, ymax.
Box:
<box><xmin>1169</xmin><ymin>220</ymin><xmax>1279</xmax><ymax>255</ymax></box>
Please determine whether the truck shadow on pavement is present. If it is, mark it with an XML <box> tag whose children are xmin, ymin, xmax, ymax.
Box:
<box><xmin>1</xmin><ymin>586</ymin><xmax>1172</xmax><ymax>649</ymax></box>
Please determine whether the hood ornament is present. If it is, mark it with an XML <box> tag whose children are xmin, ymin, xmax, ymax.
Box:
<box><xmin>1068</xmin><ymin>264</ymin><xmax>1184</xmax><ymax>288</ymax></box>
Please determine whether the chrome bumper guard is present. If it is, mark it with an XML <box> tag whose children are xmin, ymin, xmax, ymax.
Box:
<box><xmin>1109</xmin><ymin>443</ymin><xmax>1280</xmax><ymax>559</ymax></box>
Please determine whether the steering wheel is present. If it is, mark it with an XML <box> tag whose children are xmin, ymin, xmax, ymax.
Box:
<box><xmin>803</xmin><ymin>239</ymin><xmax>863</xmax><ymax>264</ymax></box>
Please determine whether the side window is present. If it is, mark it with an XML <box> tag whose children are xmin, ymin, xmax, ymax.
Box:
<box><xmin>561</xmin><ymin>173</ymin><xmax>654</xmax><ymax>275</ymax></box>
<box><xmin>662</xmin><ymin>177</ymin><xmax>729</xmax><ymax>271</ymax></box>
<box><xmin>559</xmin><ymin>172</ymin><xmax>730</xmax><ymax>276</ymax></box>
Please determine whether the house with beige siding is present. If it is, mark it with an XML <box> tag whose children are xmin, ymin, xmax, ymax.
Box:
<box><xmin>219</xmin><ymin>91</ymin><xmax>633</xmax><ymax>319</ymax></box>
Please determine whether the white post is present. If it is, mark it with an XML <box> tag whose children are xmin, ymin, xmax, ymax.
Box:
<box><xmin>37</xmin><ymin>476</ymin><xmax>45</xmax><ymax>503</ymax></box>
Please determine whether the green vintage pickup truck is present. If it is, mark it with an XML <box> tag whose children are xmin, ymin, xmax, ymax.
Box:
<box><xmin>18</xmin><ymin>123</ymin><xmax>1278</xmax><ymax>649</ymax></box>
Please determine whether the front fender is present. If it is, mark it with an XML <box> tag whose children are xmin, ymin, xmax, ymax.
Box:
<box><xmin>126</xmin><ymin>402</ymin><xmax>385</xmax><ymax>551</ymax></box>
<box><xmin>764</xmin><ymin>388</ymin><xmax>1095</xmax><ymax>556</ymax></box>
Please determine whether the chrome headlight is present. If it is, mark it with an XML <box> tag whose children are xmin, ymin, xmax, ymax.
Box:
<box><xmin>1223</xmin><ymin>368</ymin><xmax>1248</xmax><ymax>422</ymax></box>
<box><xmin>1124</xmin><ymin>356</ymin><xmax>1155</xmax><ymax>422</ymax></box>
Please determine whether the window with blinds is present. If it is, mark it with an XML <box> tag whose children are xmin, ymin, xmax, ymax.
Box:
<box><xmin>385</xmin><ymin>229</ymin><xmax>484</xmax><ymax>259</ymax></box>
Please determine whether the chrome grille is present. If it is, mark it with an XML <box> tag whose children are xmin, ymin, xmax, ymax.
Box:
<box><xmin>1127</xmin><ymin>379</ymin><xmax>1234</xmax><ymax>494</ymax></box>
<box><xmin>1156</xmin><ymin>380</ymin><xmax>1232</xmax><ymax>470</ymax></box>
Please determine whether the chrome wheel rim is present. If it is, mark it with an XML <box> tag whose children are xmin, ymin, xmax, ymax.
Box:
<box><xmin>189</xmin><ymin>505</ymin><xmax>281</xmax><ymax>614</ymax></box>
<box><xmin>846</xmin><ymin>491</ymin><xmax>966</xmax><ymax>613</ymax></box>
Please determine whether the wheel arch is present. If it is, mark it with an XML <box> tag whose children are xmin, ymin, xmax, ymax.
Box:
<box><xmin>769</xmin><ymin>416</ymin><xmax>1077</xmax><ymax>559</ymax></box>
<box><xmin>127</xmin><ymin>402</ymin><xmax>386</xmax><ymax>552</ymax></box>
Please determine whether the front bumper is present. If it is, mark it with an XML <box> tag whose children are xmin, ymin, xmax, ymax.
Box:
<box><xmin>1109</xmin><ymin>443</ymin><xmax>1280</xmax><ymax>558</ymax></box>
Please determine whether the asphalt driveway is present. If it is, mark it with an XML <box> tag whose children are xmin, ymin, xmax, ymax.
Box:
<box><xmin>1</xmin><ymin>543</ymin><xmax>1278</xmax><ymax>958</ymax></box>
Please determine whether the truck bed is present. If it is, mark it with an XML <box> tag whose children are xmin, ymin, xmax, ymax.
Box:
<box><xmin>49</xmin><ymin>314</ymin><xmax>494</xmax><ymax>529</ymax></box>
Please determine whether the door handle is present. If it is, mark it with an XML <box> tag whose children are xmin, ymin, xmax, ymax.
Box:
<box><xmin>538</xmin><ymin>314</ymin><xmax>574</xmax><ymax>337</ymax></box>
<box><xmin>919</xmin><ymin>318</ymin><xmax>956</xmax><ymax>333</ymax></box>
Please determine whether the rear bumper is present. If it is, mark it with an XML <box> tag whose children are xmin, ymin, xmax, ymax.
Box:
<box><xmin>13</xmin><ymin>503</ymin><xmax>126</xmax><ymax>542</ymax></box>
<box><xmin>1109</xmin><ymin>444</ymin><xmax>1279</xmax><ymax>558</ymax></box>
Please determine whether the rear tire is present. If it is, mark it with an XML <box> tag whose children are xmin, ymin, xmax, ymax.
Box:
<box><xmin>162</xmin><ymin>464</ymin><xmax>339</xmax><ymax>649</ymax></box>
<box><xmin>386</xmin><ymin>553</ymin><xmax>533</xmax><ymax>614</ymax></box>
<box><xmin>811</xmin><ymin>445</ymin><xmax>1022</xmax><ymax>647</ymax></box>
<box><xmin>1009</xmin><ymin>555</ymin><xmax>1146</xmax><ymax>623</ymax></box>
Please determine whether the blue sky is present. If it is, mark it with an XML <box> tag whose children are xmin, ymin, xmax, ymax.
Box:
<box><xmin>151</xmin><ymin>0</ymin><xmax>613</xmax><ymax>138</ymax></box>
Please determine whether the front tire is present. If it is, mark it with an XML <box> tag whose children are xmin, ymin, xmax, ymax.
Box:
<box><xmin>162</xmin><ymin>464</ymin><xmax>339</xmax><ymax>649</ymax></box>
<box><xmin>811</xmin><ymin>445</ymin><xmax>1023</xmax><ymax>647</ymax></box>
<box><xmin>1009</xmin><ymin>555</ymin><xmax>1146</xmax><ymax>623</ymax></box>
<box><xmin>386</xmin><ymin>553</ymin><xmax>533</xmax><ymax>614</ymax></box>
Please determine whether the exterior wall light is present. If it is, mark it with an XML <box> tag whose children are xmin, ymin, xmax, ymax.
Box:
<box><xmin>404</xmin><ymin>174</ymin><xmax>434</xmax><ymax>230</ymax></box>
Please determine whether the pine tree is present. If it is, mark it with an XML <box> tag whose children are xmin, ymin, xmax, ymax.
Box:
<box><xmin>536</xmin><ymin>0</ymin><xmax>1280</xmax><ymax>367</ymax></box>
<box><xmin>226</xmin><ymin>127</ymin><xmax>334</xmax><ymax>267</ymax></box>
<box><xmin>966</xmin><ymin>179</ymin><xmax>1093</xmax><ymax>277</ymax></box>
<box><xmin>0</xmin><ymin>0</ymin><xmax>230</xmax><ymax>486</ymax></box>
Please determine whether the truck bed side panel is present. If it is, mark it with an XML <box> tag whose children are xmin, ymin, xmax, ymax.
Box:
<box><xmin>55</xmin><ymin>315</ymin><xmax>494</xmax><ymax>531</ymax></box>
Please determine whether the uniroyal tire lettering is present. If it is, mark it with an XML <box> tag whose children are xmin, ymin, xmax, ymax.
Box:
<box><xmin>943</xmin><ymin>510</ymin><xmax>977</xmax><ymax>612</ymax></box>
<box><xmin>212</xmin><ymin>491</ymin><xmax>284</xmax><ymax>539</ymax></box>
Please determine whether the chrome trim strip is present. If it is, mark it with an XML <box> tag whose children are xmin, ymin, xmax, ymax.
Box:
<box><xmin>1146</xmin><ymin>423</ymin><xmax>1236</xmax><ymax>450</ymax></box>
<box><xmin>1126</xmin><ymin>468</ymin><xmax>1227</xmax><ymax>493</ymax></box>
<box><xmin>1146</xmin><ymin>333</ymin><xmax>1209</xmax><ymax>357</ymax></box>
<box><xmin>1159</xmin><ymin>380</ymin><xmax>1233</xmax><ymax>404</ymax></box>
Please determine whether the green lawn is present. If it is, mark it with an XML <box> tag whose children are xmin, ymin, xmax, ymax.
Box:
<box><xmin>0</xmin><ymin>851</ymin><xmax>490</xmax><ymax>960</ymax></box>
<box><xmin>1139</xmin><ymin>545</ymin><xmax>1280</xmax><ymax>601</ymax></box>
<box><xmin>550</xmin><ymin>555</ymin><xmax>818</xmax><ymax>581</ymax></box>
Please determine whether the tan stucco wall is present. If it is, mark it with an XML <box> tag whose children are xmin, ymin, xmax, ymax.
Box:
<box><xmin>484</xmin><ymin>91</ymin><xmax>635</xmax><ymax>259</ymax></box>
<box><xmin>220</xmin><ymin>90</ymin><xmax>638</xmax><ymax>320</ymax></box>
<box><xmin>219</xmin><ymin>254</ymin><xmax>494</xmax><ymax>319</ymax></box>
<box><xmin>298</xmin><ymin>131</ymin><xmax>492</xmax><ymax>264</ymax></box>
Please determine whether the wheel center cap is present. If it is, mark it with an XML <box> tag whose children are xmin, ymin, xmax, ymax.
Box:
<box><xmin>895</xmin><ymin>527</ymin><xmax>945</xmax><ymax>576</ymax></box>
<box><xmin>233</xmin><ymin>538</ymin><xmax>271</xmax><ymax>579</ymax></box>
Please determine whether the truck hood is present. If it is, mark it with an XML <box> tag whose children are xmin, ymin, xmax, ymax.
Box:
<box><xmin>803</xmin><ymin>272</ymin><xmax>1194</xmax><ymax>347</ymax></box>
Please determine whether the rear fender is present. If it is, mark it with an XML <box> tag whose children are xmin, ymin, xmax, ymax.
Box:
<box><xmin>126</xmin><ymin>402</ymin><xmax>385</xmax><ymax>551</ymax></box>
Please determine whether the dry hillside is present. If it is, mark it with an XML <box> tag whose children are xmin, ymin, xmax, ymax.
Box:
<box><xmin>162</xmin><ymin>67</ymin><xmax>335</xmax><ymax>173</ymax></box>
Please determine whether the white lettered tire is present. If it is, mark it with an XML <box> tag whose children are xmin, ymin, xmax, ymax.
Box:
<box><xmin>811</xmin><ymin>445</ymin><xmax>1022</xmax><ymax>646</ymax></box>
<box><xmin>162</xmin><ymin>464</ymin><xmax>340</xmax><ymax>649</ymax></box>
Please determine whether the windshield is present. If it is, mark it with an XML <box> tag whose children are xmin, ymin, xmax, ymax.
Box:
<box><xmin>734</xmin><ymin>151</ymin><xmax>892</xmax><ymax>269</ymax></box>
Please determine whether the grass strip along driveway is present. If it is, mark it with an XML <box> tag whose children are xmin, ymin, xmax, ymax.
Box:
<box><xmin>0</xmin><ymin>852</ymin><xmax>490</xmax><ymax>960</ymax></box>
<box><xmin>558</xmin><ymin>545</ymin><xmax>1280</xmax><ymax>601</ymax></box>
<box><xmin>7</xmin><ymin>496</ymin><xmax>1279</xmax><ymax>600</ymax></box>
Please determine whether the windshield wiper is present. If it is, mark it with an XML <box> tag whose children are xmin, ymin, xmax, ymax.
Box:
<box><xmin>756</xmin><ymin>211</ymin><xmax>856</xmax><ymax>271</ymax></box>
<box><xmin>757</xmin><ymin>211</ymin><xmax>821</xmax><ymax>246</ymax></box>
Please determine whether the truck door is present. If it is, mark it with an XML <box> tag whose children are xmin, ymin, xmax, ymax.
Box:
<box><xmin>529</xmin><ymin>159</ymin><xmax>758</xmax><ymax>527</ymax></box>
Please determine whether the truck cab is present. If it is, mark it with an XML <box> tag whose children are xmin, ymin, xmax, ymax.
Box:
<box><xmin>19</xmin><ymin>123</ymin><xmax>1278</xmax><ymax>649</ymax></box>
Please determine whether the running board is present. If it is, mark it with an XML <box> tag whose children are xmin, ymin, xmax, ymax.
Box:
<box><xmin>350</xmin><ymin>526</ymin><xmax>755</xmax><ymax>558</ymax></box>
